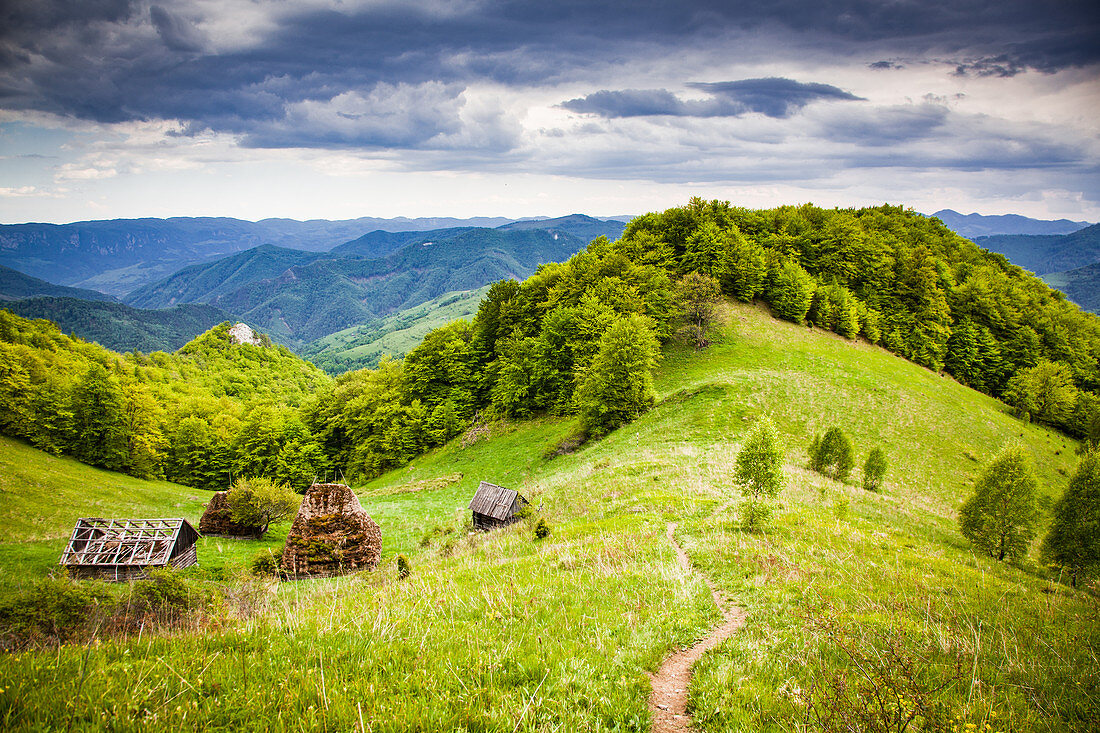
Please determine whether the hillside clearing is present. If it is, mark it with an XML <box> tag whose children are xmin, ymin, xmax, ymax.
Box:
<box><xmin>1</xmin><ymin>301</ymin><xmax>1097</xmax><ymax>730</ymax></box>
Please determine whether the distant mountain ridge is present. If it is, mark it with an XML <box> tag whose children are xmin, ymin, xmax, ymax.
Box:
<box><xmin>0</xmin><ymin>214</ymin><xmax>574</xmax><ymax>297</ymax></box>
<box><xmin>931</xmin><ymin>209</ymin><xmax>1091</xmax><ymax>238</ymax></box>
<box><xmin>124</xmin><ymin>217</ymin><xmax>624</xmax><ymax>346</ymax></box>
<box><xmin>974</xmin><ymin>224</ymin><xmax>1100</xmax><ymax>275</ymax></box>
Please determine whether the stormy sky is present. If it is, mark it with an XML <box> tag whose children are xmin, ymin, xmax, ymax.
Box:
<box><xmin>1</xmin><ymin>0</ymin><xmax>1097</xmax><ymax>222</ymax></box>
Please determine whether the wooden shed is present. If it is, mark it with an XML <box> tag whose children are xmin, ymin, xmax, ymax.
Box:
<box><xmin>59</xmin><ymin>518</ymin><xmax>200</xmax><ymax>582</ymax></box>
<box><xmin>469</xmin><ymin>481</ymin><xmax>528</xmax><ymax>531</ymax></box>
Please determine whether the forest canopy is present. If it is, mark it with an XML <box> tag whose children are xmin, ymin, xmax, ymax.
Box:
<box><xmin>4</xmin><ymin>199</ymin><xmax>1100</xmax><ymax>487</ymax></box>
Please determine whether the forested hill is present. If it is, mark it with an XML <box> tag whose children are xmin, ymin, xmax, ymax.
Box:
<box><xmin>125</xmin><ymin>226</ymin><xmax>596</xmax><ymax>347</ymax></box>
<box><xmin>975</xmin><ymin>223</ymin><xmax>1100</xmax><ymax>275</ymax></box>
<box><xmin>0</xmin><ymin>265</ymin><xmax>115</xmax><ymax>302</ymax></box>
<box><xmin>0</xmin><ymin>297</ymin><xmax>232</xmax><ymax>353</ymax></box>
<box><xmin>5</xmin><ymin>200</ymin><xmax>1100</xmax><ymax>494</ymax></box>
<box><xmin>0</xmin><ymin>314</ymin><xmax>331</xmax><ymax>489</ymax></box>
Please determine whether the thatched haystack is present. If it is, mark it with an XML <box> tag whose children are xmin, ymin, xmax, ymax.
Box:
<box><xmin>198</xmin><ymin>491</ymin><xmax>263</xmax><ymax>538</ymax></box>
<box><xmin>279</xmin><ymin>483</ymin><xmax>381</xmax><ymax>578</ymax></box>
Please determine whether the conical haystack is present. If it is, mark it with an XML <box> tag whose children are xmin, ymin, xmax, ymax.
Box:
<box><xmin>198</xmin><ymin>491</ymin><xmax>263</xmax><ymax>538</ymax></box>
<box><xmin>279</xmin><ymin>483</ymin><xmax>382</xmax><ymax>578</ymax></box>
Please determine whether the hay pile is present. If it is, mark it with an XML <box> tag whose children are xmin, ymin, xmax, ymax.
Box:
<box><xmin>279</xmin><ymin>483</ymin><xmax>381</xmax><ymax>578</ymax></box>
<box><xmin>198</xmin><ymin>492</ymin><xmax>262</xmax><ymax>538</ymax></box>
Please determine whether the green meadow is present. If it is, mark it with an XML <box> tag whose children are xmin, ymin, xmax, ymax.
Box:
<box><xmin>1</xmin><ymin>301</ymin><xmax>1096</xmax><ymax>731</ymax></box>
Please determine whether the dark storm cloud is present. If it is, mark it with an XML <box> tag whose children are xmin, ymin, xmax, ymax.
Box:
<box><xmin>0</xmin><ymin>1</ymin><xmax>1096</xmax><ymax>152</ymax></box>
<box><xmin>689</xmin><ymin>79</ymin><xmax>864</xmax><ymax>117</ymax></box>
<box><xmin>562</xmin><ymin>79</ymin><xmax>863</xmax><ymax>119</ymax></box>
<box><xmin>149</xmin><ymin>6</ymin><xmax>205</xmax><ymax>54</ymax></box>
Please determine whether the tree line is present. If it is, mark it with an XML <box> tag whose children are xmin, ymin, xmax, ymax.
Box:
<box><xmin>6</xmin><ymin>199</ymin><xmax>1100</xmax><ymax>493</ymax></box>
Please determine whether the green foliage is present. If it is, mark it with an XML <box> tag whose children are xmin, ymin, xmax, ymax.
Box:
<box><xmin>68</xmin><ymin>363</ymin><xmax>129</xmax><ymax>471</ymax></box>
<box><xmin>1041</xmin><ymin>451</ymin><xmax>1100</xmax><ymax>586</ymax></box>
<box><xmin>575</xmin><ymin>314</ymin><xmax>661</xmax><ymax>437</ymax></box>
<box><xmin>809</xmin><ymin>427</ymin><xmax>855</xmax><ymax>481</ymax></box>
<box><xmin>862</xmin><ymin>447</ymin><xmax>888</xmax><ymax>492</ymax></box>
<box><xmin>767</xmin><ymin>260</ymin><xmax>816</xmax><ymax>323</ymax></box>
<box><xmin>227</xmin><ymin>477</ymin><xmax>301</xmax><ymax>537</ymax></box>
<box><xmin>0</xmin><ymin>575</ymin><xmax>111</xmax><ymax>645</ymax></box>
<box><xmin>129</xmin><ymin>567</ymin><xmax>205</xmax><ymax>617</ymax></box>
<box><xmin>1003</xmin><ymin>361</ymin><xmax>1079</xmax><ymax>426</ymax></box>
<box><xmin>397</xmin><ymin>554</ymin><xmax>411</xmax><ymax>580</ymax></box>
<box><xmin>250</xmin><ymin>550</ymin><xmax>280</xmax><ymax>577</ymax></box>
<box><xmin>534</xmin><ymin>518</ymin><xmax>551</xmax><ymax>540</ymax></box>
<box><xmin>674</xmin><ymin>272</ymin><xmax>722</xmax><ymax>348</ymax></box>
<box><xmin>958</xmin><ymin>445</ymin><xmax>1039</xmax><ymax>562</ymax></box>
<box><xmin>734</xmin><ymin>416</ymin><xmax>785</xmax><ymax>531</ymax></box>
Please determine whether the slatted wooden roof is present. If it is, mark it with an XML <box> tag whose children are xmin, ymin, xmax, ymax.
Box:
<box><xmin>468</xmin><ymin>481</ymin><xmax>525</xmax><ymax>520</ymax></box>
<box><xmin>59</xmin><ymin>518</ymin><xmax>199</xmax><ymax>569</ymax></box>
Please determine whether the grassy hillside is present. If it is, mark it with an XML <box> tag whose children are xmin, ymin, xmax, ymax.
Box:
<box><xmin>301</xmin><ymin>287</ymin><xmax>489</xmax><ymax>373</ymax></box>
<box><xmin>1</xmin><ymin>301</ymin><xmax>1096</xmax><ymax>730</ymax></box>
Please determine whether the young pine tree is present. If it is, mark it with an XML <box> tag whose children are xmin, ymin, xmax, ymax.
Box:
<box><xmin>809</xmin><ymin>427</ymin><xmax>855</xmax><ymax>481</ymax></box>
<box><xmin>958</xmin><ymin>445</ymin><xmax>1039</xmax><ymax>562</ymax></box>
<box><xmin>862</xmin><ymin>447</ymin><xmax>888</xmax><ymax>492</ymax></box>
<box><xmin>1041</xmin><ymin>452</ymin><xmax>1100</xmax><ymax>586</ymax></box>
<box><xmin>734</xmin><ymin>417</ymin><xmax>785</xmax><ymax>531</ymax></box>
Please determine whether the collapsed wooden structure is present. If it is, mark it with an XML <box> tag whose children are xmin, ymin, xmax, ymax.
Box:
<box><xmin>469</xmin><ymin>481</ymin><xmax>528</xmax><ymax>531</ymax></box>
<box><xmin>280</xmin><ymin>483</ymin><xmax>382</xmax><ymax>579</ymax></box>
<box><xmin>59</xmin><ymin>518</ymin><xmax>200</xmax><ymax>582</ymax></box>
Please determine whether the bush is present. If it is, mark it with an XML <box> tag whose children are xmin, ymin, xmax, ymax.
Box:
<box><xmin>0</xmin><ymin>575</ymin><xmax>111</xmax><ymax>646</ymax></box>
<box><xmin>810</xmin><ymin>427</ymin><xmax>855</xmax><ymax>481</ymax></box>
<box><xmin>227</xmin><ymin>476</ymin><xmax>301</xmax><ymax>536</ymax></box>
<box><xmin>250</xmin><ymin>550</ymin><xmax>279</xmax><ymax>577</ymax></box>
<box><xmin>958</xmin><ymin>444</ymin><xmax>1039</xmax><ymax>562</ymax></box>
<box><xmin>397</xmin><ymin>554</ymin><xmax>411</xmax><ymax>580</ymax></box>
<box><xmin>734</xmin><ymin>416</ymin><xmax>786</xmax><ymax>531</ymax></box>
<box><xmin>1041</xmin><ymin>451</ymin><xmax>1100</xmax><ymax>586</ymax></box>
<box><xmin>129</xmin><ymin>567</ymin><xmax>204</xmax><ymax>617</ymax></box>
<box><xmin>534</xmin><ymin>518</ymin><xmax>551</xmax><ymax>540</ymax></box>
<box><xmin>862</xmin><ymin>448</ymin><xmax>888</xmax><ymax>492</ymax></box>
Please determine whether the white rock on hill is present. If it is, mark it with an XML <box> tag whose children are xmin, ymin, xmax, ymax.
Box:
<box><xmin>228</xmin><ymin>322</ymin><xmax>262</xmax><ymax>346</ymax></box>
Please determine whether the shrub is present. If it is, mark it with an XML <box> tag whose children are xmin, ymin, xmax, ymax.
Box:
<box><xmin>0</xmin><ymin>575</ymin><xmax>111</xmax><ymax>646</ymax></box>
<box><xmin>397</xmin><ymin>554</ymin><xmax>411</xmax><ymax>580</ymax></box>
<box><xmin>810</xmin><ymin>427</ymin><xmax>855</xmax><ymax>481</ymax></box>
<box><xmin>1041</xmin><ymin>451</ymin><xmax>1100</xmax><ymax>586</ymax></box>
<box><xmin>534</xmin><ymin>518</ymin><xmax>551</xmax><ymax>539</ymax></box>
<box><xmin>958</xmin><ymin>444</ymin><xmax>1039</xmax><ymax>562</ymax></box>
<box><xmin>250</xmin><ymin>550</ymin><xmax>279</xmax><ymax>577</ymax></box>
<box><xmin>129</xmin><ymin>567</ymin><xmax>203</xmax><ymax>617</ymax></box>
<box><xmin>227</xmin><ymin>476</ymin><xmax>301</xmax><ymax>536</ymax></box>
<box><xmin>862</xmin><ymin>447</ymin><xmax>888</xmax><ymax>492</ymax></box>
<box><xmin>734</xmin><ymin>416</ymin><xmax>785</xmax><ymax>531</ymax></box>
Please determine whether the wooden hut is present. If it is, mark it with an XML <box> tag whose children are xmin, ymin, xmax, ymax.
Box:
<box><xmin>469</xmin><ymin>481</ymin><xmax>528</xmax><ymax>531</ymax></box>
<box><xmin>279</xmin><ymin>483</ymin><xmax>382</xmax><ymax>579</ymax></box>
<box><xmin>59</xmin><ymin>518</ymin><xmax>200</xmax><ymax>582</ymax></box>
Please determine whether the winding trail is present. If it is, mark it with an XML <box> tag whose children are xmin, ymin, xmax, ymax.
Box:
<box><xmin>648</xmin><ymin>522</ymin><xmax>746</xmax><ymax>733</ymax></box>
